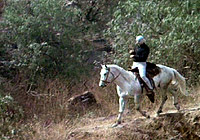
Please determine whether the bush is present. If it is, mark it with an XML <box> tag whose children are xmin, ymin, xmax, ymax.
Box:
<box><xmin>0</xmin><ymin>94</ymin><xmax>23</xmax><ymax>139</ymax></box>
<box><xmin>0</xmin><ymin>0</ymin><xmax>93</xmax><ymax>80</ymax></box>
<box><xmin>106</xmin><ymin>0</ymin><xmax>200</xmax><ymax>85</ymax></box>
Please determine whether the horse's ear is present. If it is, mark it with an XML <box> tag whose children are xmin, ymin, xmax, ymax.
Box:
<box><xmin>101</xmin><ymin>64</ymin><xmax>104</xmax><ymax>68</ymax></box>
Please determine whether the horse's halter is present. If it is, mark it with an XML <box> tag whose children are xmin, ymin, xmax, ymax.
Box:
<box><xmin>101</xmin><ymin>67</ymin><xmax>121</xmax><ymax>85</ymax></box>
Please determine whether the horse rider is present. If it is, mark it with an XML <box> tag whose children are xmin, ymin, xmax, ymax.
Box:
<box><xmin>129</xmin><ymin>35</ymin><xmax>155</xmax><ymax>96</ymax></box>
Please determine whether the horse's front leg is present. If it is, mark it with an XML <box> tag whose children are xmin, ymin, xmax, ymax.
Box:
<box><xmin>157</xmin><ymin>92</ymin><xmax>168</xmax><ymax>115</ymax></box>
<box><xmin>134</xmin><ymin>94</ymin><xmax>150</xmax><ymax>118</ymax></box>
<box><xmin>112</xmin><ymin>96</ymin><xmax>126</xmax><ymax>127</ymax></box>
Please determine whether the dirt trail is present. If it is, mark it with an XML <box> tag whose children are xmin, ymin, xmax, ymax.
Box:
<box><xmin>67</xmin><ymin>107</ymin><xmax>200</xmax><ymax>140</ymax></box>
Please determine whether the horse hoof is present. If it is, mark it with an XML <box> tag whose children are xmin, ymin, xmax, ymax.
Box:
<box><xmin>157</xmin><ymin>110</ymin><xmax>162</xmax><ymax>115</ymax></box>
<box><xmin>176</xmin><ymin>106</ymin><xmax>180</xmax><ymax>111</ymax></box>
<box><xmin>111</xmin><ymin>121</ymin><xmax>121</xmax><ymax>128</ymax></box>
<box><xmin>146</xmin><ymin>115</ymin><xmax>150</xmax><ymax>119</ymax></box>
<box><xmin>111</xmin><ymin>123</ymin><xmax>119</xmax><ymax>128</ymax></box>
<box><xmin>174</xmin><ymin>103</ymin><xmax>180</xmax><ymax>111</ymax></box>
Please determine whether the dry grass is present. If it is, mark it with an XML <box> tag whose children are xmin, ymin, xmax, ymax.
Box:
<box><xmin>20</xmin><ymin>120</ymin><xmax>76</xmax><ymax>140</ymax></box>
<box><xmin>3</xmin><ymin>71</ymin><xmax>200</xmax><ymax>139</ymax></box>
<box><xmin>3</xmin><ymin>71</ymin><xmax>119</xmax><ymax>139</ymax></box>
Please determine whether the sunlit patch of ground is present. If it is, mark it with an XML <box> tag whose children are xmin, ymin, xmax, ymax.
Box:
<box><xmin>66</xmin><ymin>106</ymin><xmax>200</xmax><ymax>140</ymax></box>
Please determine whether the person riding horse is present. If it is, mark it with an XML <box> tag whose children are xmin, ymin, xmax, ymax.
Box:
<box><xmin>129</xmin><ymin>35</ymin><xmax>155</xmax><ymax>101</ymax></box>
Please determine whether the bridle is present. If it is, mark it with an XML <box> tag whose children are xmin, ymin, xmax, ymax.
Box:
<box><xmin>101</xmin><ymin>67</ymin><xmax>121</xmax><ymax>84</ymax></box>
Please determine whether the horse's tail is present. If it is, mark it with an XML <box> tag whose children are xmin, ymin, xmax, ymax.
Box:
<box><xmin>172</xmin><ymin>69</ymin><xmax>188</xmax><ymax>96</ymax></box>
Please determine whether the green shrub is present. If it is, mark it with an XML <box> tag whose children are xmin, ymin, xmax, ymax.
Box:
<box><xmin>0</xmin><ymin>0</ymin><xmax>92</xmax><ymax>80</ymax></box>
<box><xmin>0</xmin><ymin>94</ymin><xmax>23</xmax><ymax>139</ymax></box>
<box><xmin>105</xmin><ymin>0</ymin><xmax>200</xmax><ymax>85</ymax></box>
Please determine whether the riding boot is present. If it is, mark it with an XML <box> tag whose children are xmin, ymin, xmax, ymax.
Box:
<box><xmin>141</xmin><ymin>77</ymin><xmax>155</xmax><ymax>103</ymax></box>
<box><xmin>146</xmin><ymin>90</ymin><xmax>155</xmax><ymax>103</ymax></box>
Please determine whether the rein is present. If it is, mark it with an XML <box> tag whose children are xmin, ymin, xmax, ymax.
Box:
<box><xmin>102</xmin><ymin>68</ymin><xmax>121</xmax><ymax>84</ymax></box>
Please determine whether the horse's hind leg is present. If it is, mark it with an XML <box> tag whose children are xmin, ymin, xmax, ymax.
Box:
<box><xmin>134</xmin><ymin>94</ymin><xmax>150</xmax><ymax>118</ymax></box>
<box><xmin>157</xmin><ymin>89</ymin><xmax>168</xmax><ymax>115</ymax></box>
<box><xmin>171</xmin><ymin>89</ymin><xmax>180</xmax><ymax>111</ymax></box>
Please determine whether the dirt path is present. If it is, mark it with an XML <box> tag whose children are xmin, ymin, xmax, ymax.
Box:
<box><xmin>67</xmin><ymin>107</ymin><xmax>200</xmax><ymax>140</ymax></box>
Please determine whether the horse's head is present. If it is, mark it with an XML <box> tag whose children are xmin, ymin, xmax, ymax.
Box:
<box><xmin>99</xmin><ymin>65</ymin><xmax>110</xmax><ymax>87</ymax></box>
<box><xmin>99</xmin><ymin>65</ymin><xmax>120</xmax><ymax>87</ymax></box>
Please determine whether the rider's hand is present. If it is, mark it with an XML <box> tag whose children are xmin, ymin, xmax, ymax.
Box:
<box><xmin>130</xmin><ymin>55</ymin><xmax>135</xmax><ymax>58</ymax></box>
<box><xmin>129</xmin><ymin>50</ymin><xmax>134</xmax><ymax>54</ymax></box>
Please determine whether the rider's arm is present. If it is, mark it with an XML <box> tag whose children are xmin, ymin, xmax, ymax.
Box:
<box><xmin>132</xmin><ymin>47</ymin><xmax>149</xmax><ymax>62</ymax></box>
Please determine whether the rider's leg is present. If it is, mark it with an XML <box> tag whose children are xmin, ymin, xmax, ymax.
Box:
<box><xmin>141</xmin><ymin>76</ymin><xmax>153</xmax><ymax>90</ymax></box>
<box><xmin>138</xmin><ymin>62</ymin><xmax>153</xmax><ymax>90</ymax></box>
<box><xmin>131</xmin><ymin>61</ymin><xmax>137</xmax><ymax>69</ymax></box>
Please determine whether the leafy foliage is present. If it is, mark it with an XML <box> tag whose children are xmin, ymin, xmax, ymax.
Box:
<box><xmin>0</xmin><ymin>0</ymin><xmax>95</xmax><ymax>80</ymax></box>
<box><xmin>106</xmin><ymin>0</ymin><xmax>200</xmax><ymax>85</ymax></box>
<box><xmin>71</xmin><ymin>0</ymin><xmax>119</xmax><ymax>31</ymax></box>
<box><xmin>0</xmin><ymin>94</ymin><xmax>23</xmax><ymax>139</ymax></box>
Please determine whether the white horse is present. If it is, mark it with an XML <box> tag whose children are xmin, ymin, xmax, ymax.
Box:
<box><xmin>99</xmin><ymin>64</ymin><xmax>188</xmax><ymax>127</ymax></box>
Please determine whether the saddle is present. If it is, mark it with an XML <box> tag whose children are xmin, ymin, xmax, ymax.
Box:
<box><xmin>128</xmin><ymin>62</ymin><xmax>161</xmax><ymax>103</ymax></box>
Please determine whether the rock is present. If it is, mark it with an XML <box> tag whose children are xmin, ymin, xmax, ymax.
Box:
<box><xmin>67</xmin><ymin>91</ymin><xmax>97</xmax><ymax>113</ymax></box>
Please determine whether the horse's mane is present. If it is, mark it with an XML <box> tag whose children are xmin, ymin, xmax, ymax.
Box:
<box><xmin>107</xmin><ymin>64</ymin><xmax>134</xmax><ymax>81</ymax></box>
<box><xmin>107</xmin><ymin>64</ymin><xmax>134</xmax><ymax>79</ymax></box>
<box><xmin>107</xmin><ymin>64</ymin><xmax>125</xmax><ymax>72</ymax></box>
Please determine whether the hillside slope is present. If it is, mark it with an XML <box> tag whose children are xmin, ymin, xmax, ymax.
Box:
<box><xmin>67</xmin><ymin>107</ymin><xmax>200</xmax><ymax>140</ymax></box>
